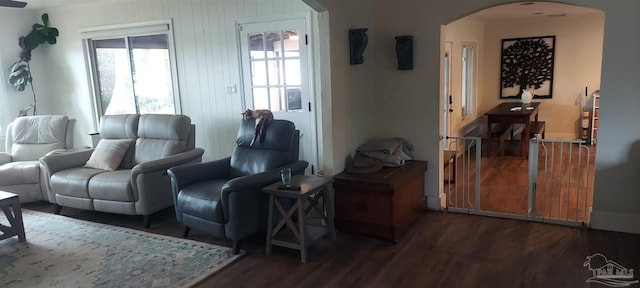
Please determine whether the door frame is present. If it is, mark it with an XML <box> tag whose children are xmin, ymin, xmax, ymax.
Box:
<box><xmin>235</xmin><ymin>12</ymin><xmax>321</xmax><ymax>173</ymax></box>
<box><xmin>443</xmin><ymin>41</ymin><xmax>453</xmax><ymax>147</ymax></box>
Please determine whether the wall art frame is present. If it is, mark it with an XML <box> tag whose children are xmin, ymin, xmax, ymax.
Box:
<box><xmin>499</xmin><ymin>35</ymin><xmax>555</xmax><ymax>99</ymax></box>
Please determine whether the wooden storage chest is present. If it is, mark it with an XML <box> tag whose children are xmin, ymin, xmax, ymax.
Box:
<box><xmin>333</xmin><ymin>160</ymin><xmax>427</xmax><ymax>243</ymax></box>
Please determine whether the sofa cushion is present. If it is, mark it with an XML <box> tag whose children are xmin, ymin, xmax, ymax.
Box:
<box><xmin>135</xmin><ymin>115</ymin><xmax>191</xmax><ymax>164</ymax></box>
<box><xmin>99</xmin><ymin>114</ymin><xmax>139</xmax><ymax>169</ymax></box>
<box><xmin>138</xmin><ymin>114</ymin><xmax>190</xmax><ymax>140</ymax></box>
<box><xmin>99</xmin><ymin>114</ymin><xmax>139</xmax><ymax>139</ymax></box>
<box><xmin>9</xmin><ymin>115</ymin><xmax>69</xmax><ymax>161</ymax></box>
<box><xmin>88</xmin><ymin>170</ymin><xmax>134</xmax><ymax>202</ymax></box>
<box><xmin>230</xmin><ymin>119</ymin><xmax>297</xmax><ymax>178</ymax></box>
<box><xmin>11</xmin><ymin>115</ymin><xmax>68</xmax><ymax>143</ymax></box>
<box><xmin>12</xmin><ymin>143</ymin><xmax>64</xmax><ymax>162</ymax></box>
<box><xmin>50</xmin><ymin>167</ymin><xmax>106</xmax><ymax>198</ymax></box>
<box><xmin>84</xmin><ymin>139</ymin><xmax>133</xmax><ymax>171</ymax></box>
<box><xmin>0</xmin><ymin>161</ymin><xmax>40</xmax><ymax>185</ymax></box>
<box><xmin>177</xmin><ymin>179</ymin><xmax>227</xmax><ymax>223</ymax></box>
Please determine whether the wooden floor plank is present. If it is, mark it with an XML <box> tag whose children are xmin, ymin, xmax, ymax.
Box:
<box><xmin>448</xmin><ymin>141</ymin><xmax>594</xmax><ymax>221</ymax></box>
<box><xmin>22</xmin><ymin>201</ymin><xmax>640</xmax><ymax>288</ymax></box>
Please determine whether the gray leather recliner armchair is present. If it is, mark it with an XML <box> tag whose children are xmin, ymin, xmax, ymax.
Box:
<box><xmin>0</xmin><ymin>115</ymin><xmax>74</xmax><ymax>203</ymax></box>
<box><xmin>40</xmin><ymin>114</ymin><xmax>204</xmax><ymax>227</ymax></box>
<box><xmin>168</xmin><ymin>119</ymin><xmax>308</xmax><ymax>254</ymax></box>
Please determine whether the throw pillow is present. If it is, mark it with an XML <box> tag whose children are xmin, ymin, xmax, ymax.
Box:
<box><xmin>84</xmin><ymin>139</ymin><xmax>133</xmax><ymax>171</ymax></box>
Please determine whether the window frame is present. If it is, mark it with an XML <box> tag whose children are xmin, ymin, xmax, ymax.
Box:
<box><xmin>81</xmin><ymin>19</ymin><xmax>181</xmax><ymax>129</ymax></box>
<box><xmin>461</xmin><ymin>42</ymin><xmax>477</xmax><ymax>119</ymax></box>
<box><xmin>240</xmin><ymin>23</ymin><xmax>307</xmax><ymax>113</ymax></box>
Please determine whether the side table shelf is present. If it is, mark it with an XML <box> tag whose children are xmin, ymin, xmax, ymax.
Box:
<box><xmin>262</xmin><ymin>175</ymin><xmax>336</xmax><ymax>263</ymax></box>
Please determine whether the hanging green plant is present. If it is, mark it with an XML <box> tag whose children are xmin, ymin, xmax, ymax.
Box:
<box><xmin>23</xmin><ymin>13</ymin><xmax>59</xmax><ymax>57</ymax></box>
<box><xmin>6</xmin><ymin>13</ymin><xmax>59</xmax><ymax>116</ymax></box>
<box><xmin>8</xmin><ymin>59</ymin><xmax>32</xmax><ymax>92</ymax></box>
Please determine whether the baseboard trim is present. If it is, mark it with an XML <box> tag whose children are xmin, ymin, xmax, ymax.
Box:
<box><xmin>426</xmin><ymin>195</ymin><xmax>441</xmax><ymax>210</ymax></box>
<box><xmin>590</xmin><ymin>211</ymin><xmax>640</xmax><ymax>234</ymax></box>
<box><xmin>544</xmin><ymin>133</ymin><xmax>579</xmax><ymax>140</ymax></box>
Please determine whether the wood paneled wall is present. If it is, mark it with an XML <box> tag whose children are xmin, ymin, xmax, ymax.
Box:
<box><xmin>40</xmin><ymin>0</ymin><xmax>314</xmax><ymax>160</ymax></box>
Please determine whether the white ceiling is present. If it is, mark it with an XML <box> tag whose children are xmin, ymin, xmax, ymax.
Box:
<box><xmin>469</xmin><ymin>2</ymin><xmax>602</xmax><ymax>23</ymax></box>
<box><xmin>1</xmin><ymin>0</ymin><xmax>101</xmax><ymax>10</ymax></box>
<box><xmin>3</xmin><ymin>1</ymin><xmax>603</xmax><ymax>22</ymax></box>
<box><xmin>8</xmin><ymin>1</ymin><xmax>603</xmax><ymax>14</ymax></box>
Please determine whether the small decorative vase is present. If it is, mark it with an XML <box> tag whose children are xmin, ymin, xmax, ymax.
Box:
<box><xmin>521</xmin><ymin>89</ymin><xmax>533</xmax><ymax>104</ymax></box>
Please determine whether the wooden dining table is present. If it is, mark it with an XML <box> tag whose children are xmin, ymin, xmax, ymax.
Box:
<box><xmin>485</xmin><ymin>102</ymin><xmax>540</xmax><ymax>158</ymax></box>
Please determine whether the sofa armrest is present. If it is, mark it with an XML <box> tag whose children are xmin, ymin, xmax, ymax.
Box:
<box><xmin>131</xmin><ymin>148</ymin><xmax>205</xmax><ymax>176</ymax></box>
<box><xmin>218</xmin><ymin>160</ymin><xmax>308</xmax><ymax>239</ymax></box>
<box><xmin>0</xmin><ymin>152</ymin><xmax>11</xmax><ymax>165</ymax></box>
<box><xmin>223</xmin><ymin>160</ymin><xmax>308</xmax><ymax>193</ymax></box>
<box><xmin>130</xmin><ymin>148</ymin><xmax>204</xmax><ymax>194</ymax></box>
<box><xmin>40</xmin><ymin>149</ymin><xmax>94</xmax><ymax>175</ymax></box>
<box><xmin>167</xmin><ymin>157</ymin><xmax>231</xmax><ymax>191</ymax></box>
<box><xmin>220</xmin><ymin>160</ymin><xmax>309</xmax><ymax>219</ymax></box>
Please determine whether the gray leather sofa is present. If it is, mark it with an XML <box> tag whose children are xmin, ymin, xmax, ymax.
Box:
<box><xmin>41</xmin><ymin>114</ymin><xmax>204</xmax><ymax>227</ymax></box>
<box><xmin>0</xmin><ymin>115</ymin><xmax>74</xmax><ymax>203</ymax></box>
<box><xmin>168</xmin><ymin>119</ymin><xmax>308</xmax><ymax>254</ymax></box>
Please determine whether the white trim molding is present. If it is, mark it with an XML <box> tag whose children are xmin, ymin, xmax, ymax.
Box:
<box><xmin>590</xmin><ymin>211</ymin><xmax>640</xmax><ymax>234</ymax></box>
<box><xmin>79</xmin><ymin>19</ymin><xmax>171</xmax><ymax>39</ymax></box>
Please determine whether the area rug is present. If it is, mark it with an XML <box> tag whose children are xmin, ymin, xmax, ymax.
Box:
<box><xmin>0</xmin><ymin>209</ymin><xmax>243</xmax><ymax>288</ymax></box>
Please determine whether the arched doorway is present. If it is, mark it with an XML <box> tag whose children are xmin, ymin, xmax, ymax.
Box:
<box><xmin>440</xmin><ymin>1</ymin><xmax>603</xmax><ymax>225</ymax></box>
<box><xmin>308</xmin><ymin>0</ymin><xmax>640</xmax><ymax>234</ymax></box>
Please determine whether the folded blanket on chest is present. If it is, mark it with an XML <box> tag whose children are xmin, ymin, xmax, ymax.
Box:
<box><xmin>356</xmin><ymin>138</ymin><xmax>413</xmax><ymax>167</ymax></box>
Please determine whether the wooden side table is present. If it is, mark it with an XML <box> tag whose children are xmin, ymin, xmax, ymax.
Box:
<box><xmin>263</xmin><ymin>175</ymin><xmax>336</xmax><ymax>263</ymax></box>
<box><xmin>0</xmin><ymin>191</ymin><xmax>26</xmax><ymax>242</ymax></box>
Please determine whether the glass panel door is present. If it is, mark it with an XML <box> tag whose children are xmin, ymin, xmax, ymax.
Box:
<box><xmin>239</xmin><ymin>18</ymin><xmax>317</xmax><ymax>173</ymax></box>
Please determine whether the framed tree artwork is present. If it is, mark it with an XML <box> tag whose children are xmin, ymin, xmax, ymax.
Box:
<box><xmin>500</xmin><ymin>35</ymin><xmax>555</xmax><ymax>99</ymax></box>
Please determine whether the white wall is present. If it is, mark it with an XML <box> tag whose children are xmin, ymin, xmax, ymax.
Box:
<box><xmin>317</xmin><ymin>0</ymin><xmax>376</xmax><ymax>175</ymax></box>
<box><xmin>481</xmin><ymin>14</ymin><xmax>604</xmax><ymax>140</ymax></box>
<box><xmin>319</xmin><ymin>0</ymin><xmax>640</xmax><ymax>234</ymax></box>
<box><xmin>0</xmin><ymin>9</ymin><xmax>40</xmax><ymax>150</ymax></box>
<box><xmin>34</xmin><ymin>0</ymin><xmax>315</xmax><ymax>159</ymax></box>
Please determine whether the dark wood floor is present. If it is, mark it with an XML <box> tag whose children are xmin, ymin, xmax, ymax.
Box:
<box><xmin>24</xmin><ymin>200</ymin><xmax>639</xmax><ymax>288</ymax></box>
<box><xmin>446</xmin><ymin>140</ymin><xmax>595</xmax><ymax>223</ymax></box>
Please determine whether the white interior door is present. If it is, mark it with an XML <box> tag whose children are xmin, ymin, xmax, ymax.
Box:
<box><xmin>239</xmin><ymin>18</ymin><xmax>317</xmax><ymax>173</ymax></box>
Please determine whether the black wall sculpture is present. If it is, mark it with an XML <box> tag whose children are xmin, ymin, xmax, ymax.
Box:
<box><xmin>349</xmin><ymin>28</ymin><xmax>368</xmax><ymax>65</ymax></box>
<box><xmin>500</xmin><ymin>35</ymin><xmax>555</xmax><ymax>99</ymax></box>
<box><xmin>395</xmin><ymin>35</ymin><xmax>413</xmax><ymax>70</ymax></box>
